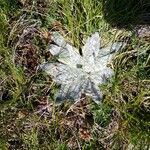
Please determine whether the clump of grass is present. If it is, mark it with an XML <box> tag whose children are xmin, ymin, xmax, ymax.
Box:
<box><xmin>48</xmin><ymin>0</ymin><xmax>112</xmax><ymax>47</ymax></box>
<box><xmin>101</xmin><ymin>39</ymin><xmax>150</xmax><ymax>149</ymax></box>
<box><xmin>102</xmin><ymin>0</ymin><xmax>150</xmax><ymax>26</ymax></box>
<box><xmin>0</xmin><ymin>0</ymin><xmax>21</xmax><ymax>43</ymax></box>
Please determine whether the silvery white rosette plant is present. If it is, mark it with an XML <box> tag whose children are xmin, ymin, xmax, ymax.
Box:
<box><xmin>40</xmin><ymin>32</ymin><xmax>124</xmax><ymax>103</ymax></box>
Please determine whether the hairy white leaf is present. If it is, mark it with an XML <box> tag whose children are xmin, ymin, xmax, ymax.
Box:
<box><xmin>49</xmin><ymin>33</ymin><xmax>82</xmax><ymax>68</ymax></box>
<box><xmin>82</xmin><ymin>32</ymin><xmax>100</xmax><ymax>66</ymax></box>
<box><xmin>40</xmin><ymin>32</ymin><xmax>124</xmax><ymax>102</ymax></box>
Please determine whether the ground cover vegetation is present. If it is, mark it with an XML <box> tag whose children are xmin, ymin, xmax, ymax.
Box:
<box><xmin>0</xmin><ymin>0</ymin><xmax>150</xmax><ymax>149</ymax></box>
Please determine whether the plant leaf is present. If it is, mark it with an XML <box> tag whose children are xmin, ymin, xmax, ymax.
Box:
<box><xmin>83</xmin><ymin>79</ymin><xmax>103</xmax><ymax>102</ymax></box>
<box><xmin>97</xmin><ymin>42</ymin><xmax>124</xmax><ymax>59</ymax></box>
<box><xmin>40</xmin><ymin>62</ymin><xmax>83</xmax><ymax>84</ymax></box>
<box><xmin>49</xmin><ymin>32</ymin><xmax>82</xmax><ymax>68</ymax></box>
<box><xmin>82</xmin><ymin>32</ymin><xmax>100</xmax><ymax>66</ymax></box>
<box><xmin>56</xmin><ymin>76</ymin><xmax>86</xmax><ymax>101</ymax></box>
